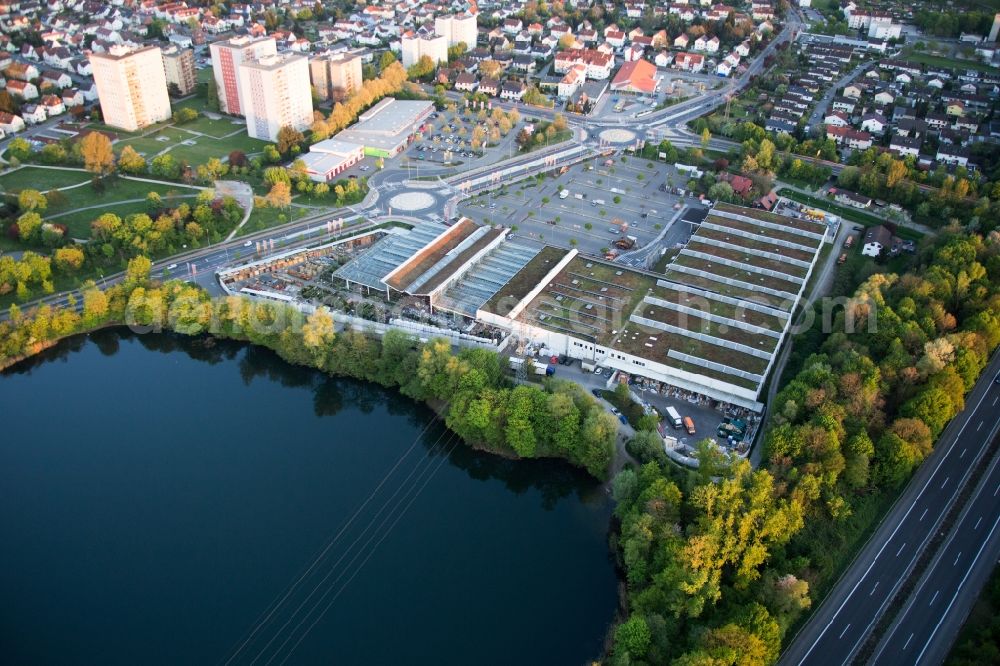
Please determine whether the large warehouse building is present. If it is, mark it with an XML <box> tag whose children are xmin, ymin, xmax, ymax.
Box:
<box><xmin>333</xmin><ymin>97</ymin><xmax>434</xmax><ymax>157</ymax></box>
<box><xmin>256</xmin><ymin>203</ymin><xmax>828</xmax><ymax>412</ymax></box>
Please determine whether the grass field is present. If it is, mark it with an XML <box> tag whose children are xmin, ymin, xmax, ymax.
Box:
<box><xmin>116</xmin><ymin>125</ymin><xmax>268</xmax><ymax>164</ymax></box>
<box><xmin>903</xmin><ymin>50</ymin><xmax>1000</xmax><ymax>75</ymax></box>
<box><xmin>49</xmin><ymin>193</ymin><xmax>200</xmax><ymax>238</ymax></box>
<box><xmin>0</xmin><ymin>166</ymin><xmax>90</xmax><ymax>193</ymax></box>
<box><xmin>236</xmin><ymin>205</ymin><xmax>309</xmax><ymax>237</ymax></box>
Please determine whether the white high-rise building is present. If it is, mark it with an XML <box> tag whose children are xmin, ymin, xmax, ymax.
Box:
<box><xmin>89</xmin><ymin>45</ymin><xmax>171</xmax><ymax>131</ymax></box>
<box><xmin>238</xmin><ymin>53</ymin><xmax>313</xmax><ymax>142</ymax></box>
<box><xmin>401</xmin><ymin>32</ymin><xmax>448</xmax><ymax>68</ymax></box>
<box><xmin>209</xmin><ymin>35</ymin><xmax>277</xmax><ymax>115</ymax></box>
<box><xmin>434</xmin><ymin>13</ymin><xmax>477</xmax><ymax>51</ymax></box>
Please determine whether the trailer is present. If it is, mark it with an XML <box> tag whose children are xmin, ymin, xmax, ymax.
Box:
<box><xmin>665</xmin><ymin>406</ymin><xmax>683</xmax><ymax>428</ymax></box>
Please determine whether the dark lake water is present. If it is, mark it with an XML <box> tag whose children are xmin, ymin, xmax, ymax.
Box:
<box><xmin>0</xmin><ymin>330</ymin><xmax>617</xmax><ymax>665</ymax></box>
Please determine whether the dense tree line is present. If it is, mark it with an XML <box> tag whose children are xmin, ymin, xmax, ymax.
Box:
<box><xmin>1</xmin><ymin>262</ymin><xmax>615</xmax><ymax>479</ymax></box>
<box><xmin>309</xmin><ymin>62</ymin><xmax>410</xmax><ymax>142</ymax></box>
<box><xmin>606</xmin><ymin>229</ymin><xmax>1000</xmax><ymax>664</ymax></box>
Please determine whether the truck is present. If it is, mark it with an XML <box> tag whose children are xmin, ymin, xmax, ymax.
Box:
<box><xmin>581</xmin><ymin>361</ymin><xmax>596</xmax><ymax>373</ymax></box>
<box><xmin>665</xmin><ymin>406</ymin><xmax>683</xmax><ymax>429</ymax></box>
<box><xmin>534</xmin><ymin>363</ymin><xmax>555</xmax><ymax>376</ymax></box>
<box><xmin>559</xmin><ymin>189</ymin><xmax>569</xmax><ymax>199</ymax></box>
<box><xmin>592</xmin><ymin>198</ymin><xmax>606</xmax><ymax>206</ymax></box>
<box><xmin>683</xmin><ymin>416</ymin><xmax>696</xmax><ymax>435</ymax></box>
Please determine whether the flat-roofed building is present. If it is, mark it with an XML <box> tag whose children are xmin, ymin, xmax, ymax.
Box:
<box><xmin>90</xmin><ymin>44</ymin><xmax>171</xmax><ymax>131</ymax></box>
<box><xmin>401</xmin><ymin>31</ymin><xmax>447</xmax><ymax>68</ymax></box>
<box><xmin>209</xmin><ymin>35</ymin><xmax>277</xmax><ymax>115</ymax></box>
<box><xmin>300</xmin><ymin>138</ymin><xmax>364</xmax><ymax>182</ymax></box>
<box><xmin>161</xmin><ymin>45</ymin><xmax>196</xmax><ymax>95</ymax></box>
<box><xmin>310</xmin><ymin>50</ymin><xmax>362</xmax><ymax>101</ymax></box>
<box><xmin>434</xmin><ymin>12</ymin><xmax>477</xmax><ymax>51</ymax></box>
<box><xmin>334</xmin><ymin>97</ymin><xmax>434</xmax><ymax>157</ymax></box>
<box><xmin>238</xmin><ymin>52</ymin><xmax>312</xmax><ymax>142</ymax></box>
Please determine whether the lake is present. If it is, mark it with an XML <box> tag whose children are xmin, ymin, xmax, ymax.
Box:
<box><xmin>0</xmin><ymin>330</ymin><xmax>618</xmax><ymax>665</ymax></box>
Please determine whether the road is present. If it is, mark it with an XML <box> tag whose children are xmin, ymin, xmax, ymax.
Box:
<box><xmin>778</xmin><ymin>352</ymin><xmax>1000</xmax><ymax>666</ymax></box>
<box><xmin>805</xmin><ymin>61</ymin><xmax>874</xmax><ymax>130</ymax></box>
<box><xmin>869</xmin><ymin>442</ymin><xmax>1000</xmax><ymax>665</ymax></box>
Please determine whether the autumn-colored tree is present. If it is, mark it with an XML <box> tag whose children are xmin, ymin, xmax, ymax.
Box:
<box><xmin>276</xmin><ymin>125</ymin><xmax>305</xmax><ymax>155</ymax></box>
<box><xmin>266</xmin><ymin>181</ymin><xmax>292</xmax><ymax>209</ymax></box>
<box><xmin>79</xmin><ymin>131</ymin><xmax>115</xmax><ymax>176</ymax></box>
<box><xmin>117</xmin><ymin>145</ymin><xmax>147</xmax><ymax>174</ymax></box>
<box><xmin>17</xmin><ymin>189</ymin><xmax>47</xmax><ymax>212</ymax></box>
<box><xmin>53</xmin><ymin>247</ymin><xmax>85</xmax><ymax>272</ymax></box>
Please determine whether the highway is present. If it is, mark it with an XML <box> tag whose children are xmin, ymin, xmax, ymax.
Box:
<box><xmin>778</xmin><ymin>352</ymin><xmax>1000</xmax><ymax>666</ymax></box>
<box><xmin>869</xmin><ymin>442</ymin><xmax>1000</xmax><ymax>665</ymax></box>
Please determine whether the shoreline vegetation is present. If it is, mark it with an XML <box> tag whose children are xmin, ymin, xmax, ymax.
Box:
<box><xmin>3</xmin><ymin>222</ymin><xmax>1000</xmax><ymax>664</ymax></box>
<box><xmin>0</xmin><ymin>256</ymin><xmax>618</xmax><ymax>481</ymax></box>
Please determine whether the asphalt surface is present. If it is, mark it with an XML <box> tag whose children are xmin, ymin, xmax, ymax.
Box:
<box><xmin>869</xmin><ymin>443</ymin><xmax>1000</xmax><ymax>666</ymax></box>
<box><xmin>778</xmin><ymin>353</ymin><xmax>1000</xmax><ymax>666</ymax></box>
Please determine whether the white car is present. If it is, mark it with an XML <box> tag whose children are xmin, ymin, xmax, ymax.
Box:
<box><xmin>360</xmin><ymin>166</ymin><xmax>371</xmax><ymax>171</ymax></box>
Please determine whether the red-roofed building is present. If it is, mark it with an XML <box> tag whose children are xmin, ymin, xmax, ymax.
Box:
<box><xmin>674</xmin><ymin>52</ymin><xmax>704</xmax><ymax>73</ymax></box>
<box><xmin>610</xmin><ymin>58</ymin><xmax>658</xmax><ymax>94</ymax></box>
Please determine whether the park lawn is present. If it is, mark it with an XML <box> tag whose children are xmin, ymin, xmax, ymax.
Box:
<box><xmin>116</xmin><ymin>127</ymin><xmax>193</xmax><ymax>158</ymax></box>
<box><xmin>167</xmin><ymin>132</ymin><xmax>268</xmax><ymax>165</ymax></box>
<box><xmin>0</xmin><ymin>166</ymin><xmax>90</xmax><ymax>193</ymax></box>
<box><xmin>174</xmin><ymin>114</ymin><xmax>246</xmax><ymax>140</ymax></box>
<box><xmin>45</xmin><ymin>177</ymin><xmax>201</xmax><ymax>214</ymax></box>
<box><xmin>48</xmin><ymin>193</ymin><xmax>199</xmax><ymax>238</ymax></box>
<box><xmin>236</xmin><ymin>205</ymin><xmax>308</xmax><ymax>237</ymax></box>
<box><xmin>904</xmin><ymin>50</ymin><xmax>1000</xmax><ymax>75</ymax></box>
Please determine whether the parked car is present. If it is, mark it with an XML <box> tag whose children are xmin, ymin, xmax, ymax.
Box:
<box><xmin>591</xmin><ymin>388</ymin><xmax>603</xmax><ymax>398</ymax></box>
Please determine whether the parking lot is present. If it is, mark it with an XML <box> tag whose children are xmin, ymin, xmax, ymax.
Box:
<box><xmin>398</xmin><ymin>108</ymin><xmax>522</xmax><ymax>167</ymax></box>
<box><xmin>458</xmin><ymin>155</ymin><xmax>706</xmax><ymax>259</ymax></box>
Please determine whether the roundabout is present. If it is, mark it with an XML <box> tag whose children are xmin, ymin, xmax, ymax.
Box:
<box><xmin>388</xmin><ymin>191</ymin><xmax>436</xmax><ymax>212</ymax></box>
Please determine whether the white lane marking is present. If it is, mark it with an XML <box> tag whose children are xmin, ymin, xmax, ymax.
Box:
<box><xmin>838</xmin><ymin>624</ymin><xmax>852</xmax><ymax>639</ymax></box>
<box><xmin>870</xmin><ymin>581</ymin><xmax>879</xmax><ymax>596</ymax></box>
<box><xmin>954</xmin><ymin>552</ymin><xmax>962</xmax><ymax>566</ymax></box>
<box><xmin>896</xmin><ymin>542</ymin><xmax>907</xmax><ymax>557</ymax></box>
<box><xmin>942</xmin><ymin>477</ymin><xmax>950</xmax><ymax>489</ymax></box>
<box><xmin>960</xmin><ymin>448</ymin><xmax>967</xmax><ymax>459</ymax></box>
<box><xmin>975</xmin><ymin>516</ymin><xmax>983</xmax><ymax>529</ymax></box>
<box><xmin>795</xmin><ymin>379</ymin><xmax>1000</xmax><ymax>664</ymax></box>
<box><xmin>903</xmin><ymin>633</ymin><xmax>914</xmax><ymax>650</ymax></box>
<box><xmin>920</xmin><ymin>508</ymin><xmax>928</xmax><ymax>522</ymax></box>
<box><xmin>929</xmin><ymin>590</ymin><xmax>939</xmax><ymax>606</ymax></box>
<box><xmin>978</xmin><ymin>420</ymin><xmax>984</xmax><ymax>432</ymax></box>
<box><xmin>993</xmin><ymin>396</ymin><xmax>998</xmax><ymax>406</ymax></box>
<box><xmin>915</xmin><ymin>489</ymin><xmax>1000</xmax><ymax>664</ymax></box>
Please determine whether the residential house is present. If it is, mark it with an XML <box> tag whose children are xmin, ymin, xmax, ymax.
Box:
<box><xmin>835</xmin><ymin>188</ymin><xmax>873</xmax><ymax>209</ymax></box>
<box><xmin>610</xmin><ymin>58</ymin><xmax>657</xmax><ymax>94</ymax></box>
<box><xmin>826</xmin><ymin>125</ymin><xmax>872</xmax><ymax>149</ymax></box>
<box><xmin>0</xmin><ymin>111</ymin><xmax>24</xmax><ymax>133</ymax></box>
<box><xmin>6</xmin><ymin>79</ymin><xmax>37</xmax><ymax>99</ymax></box>
<box><xmin>674</xmin><ymin>52</ymin><xmax>704</xmax><ymax>73</ymax></box>
<box><xmin>860</xmin><ymin>112</ymin><xmax>887</xmax><ymax>134</ymax></box>
<box><xmin>39</xmin><ymin>93</ymin><xmax>63</xmax><ymax>116</ymax></box>
<box><xmin>861</xmin><ymin>224</ymin><xmax>891</xmax><ymax>257</ymax></box>
<box><xmin>20</xmin><ymin>103</ymin><xmax>46</xmax><ymax>123</ymax></box>
<box><xmin>824</xmin><ymin>111</ymin><xmax>850</xmax><ymax>127</ymax></box>
<box><xmin>478</xmin><ymin>77</ymin><xmax>499</xmax><ymax>96</ymax></box>
<box><xmin>454</xmin><ymin>71</ymin><xmax>477</xmax><ymax>92</ymax></box>
<box><xmin>889</xmin><ymin>135</ymin><xmax>922</xmax><ymax>158</ymax></box>
<box><xmin>936</xmin><ymin>145</ymin><xmax>969</xmax><ymax>166</ymax></box>
<box><xmin>500</xmin><ymin>80</ymin><xmax>526</xmax><ymax>100</ymax></box>
<box><xmin>558</xmin><ymin>63</ymin><xmax>587</xmax><ymax>98</ymax></box>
